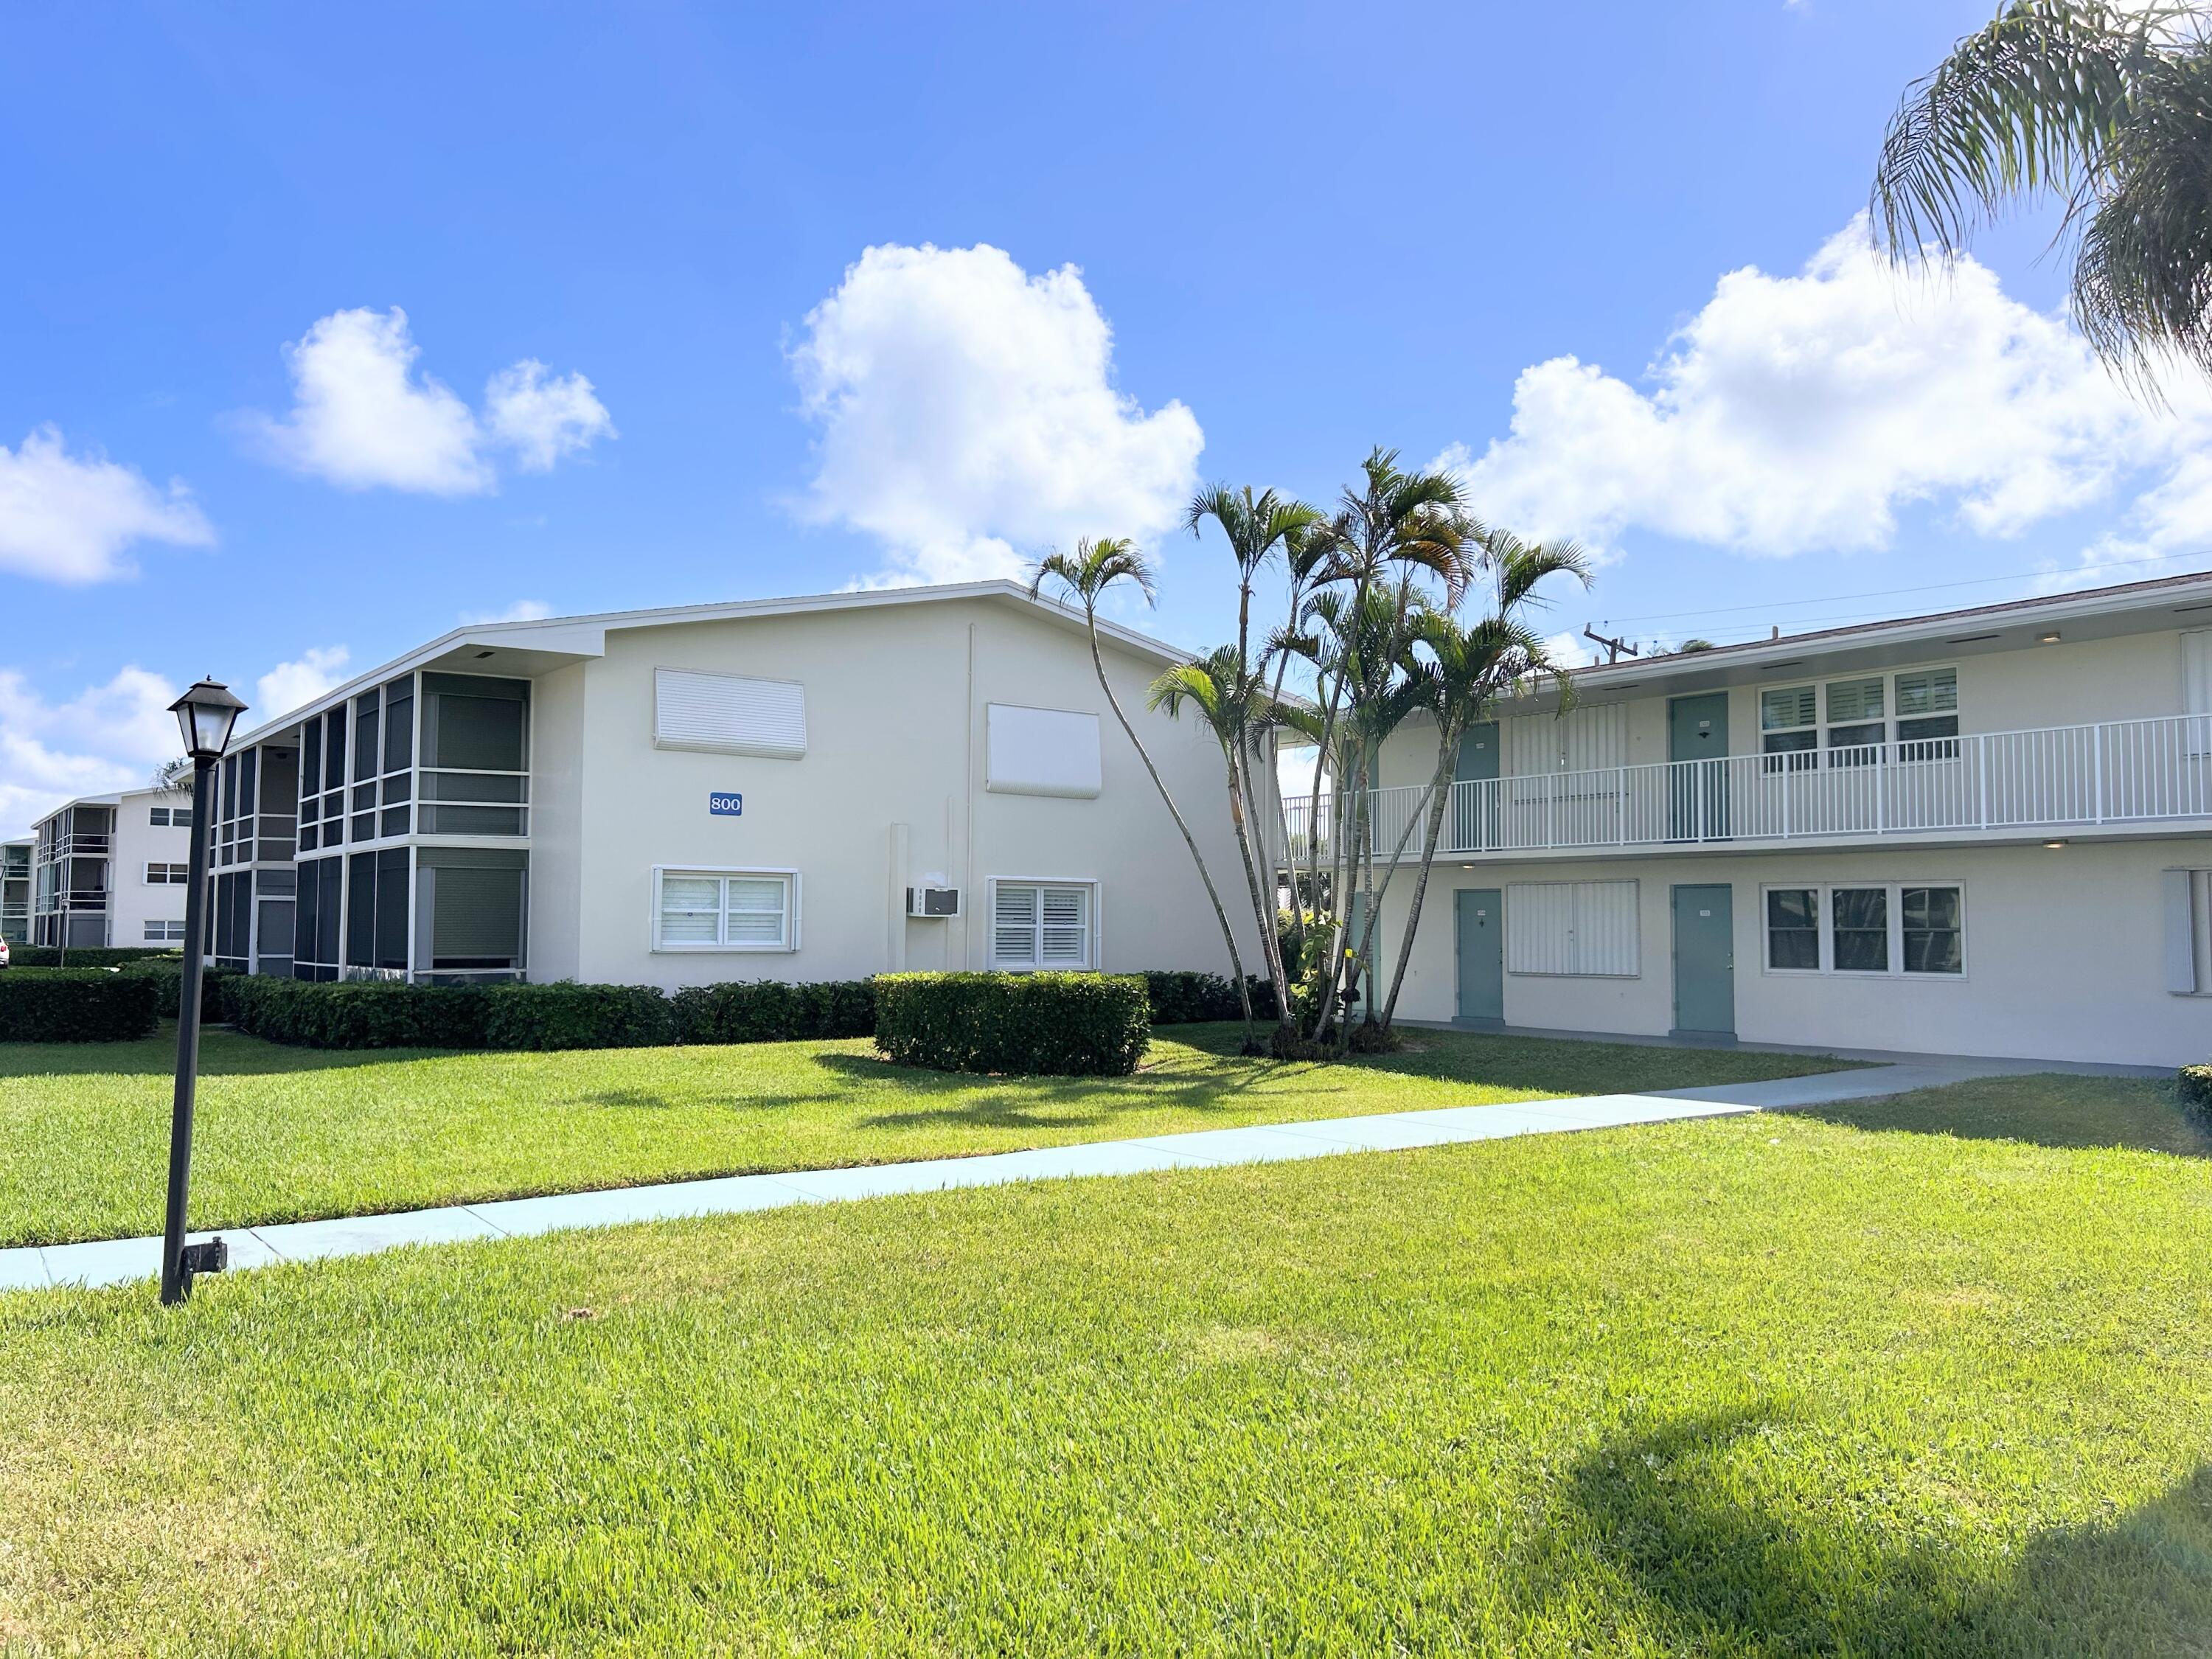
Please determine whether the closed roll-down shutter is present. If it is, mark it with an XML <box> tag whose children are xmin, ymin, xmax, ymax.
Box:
<box><xmin>1506</xmin><ymin>880</ymin><xmax>1639</xmax><ymax>976</ymax></box>
<box><xmin>986</xmin><ymin>704</ymin><xmax>1102</xmax><ymax>798</ymax></box>
<box><xmin>1503</xmin><ymin>703</ymin><xmax>1629</xmax><ymax>775</ymax></box>
<box><xmin>654</xmin><ymin>669</ymin><xmax>807</xmax><ymax>759</ymax></box>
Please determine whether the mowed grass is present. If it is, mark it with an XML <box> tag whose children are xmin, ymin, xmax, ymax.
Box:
<box><xmin>6</xmin><ymin>1099</ymin><xmax>2212</xmax><ymax>1655</ymax></box>
<box><xmin>0</xmin><ymin>1021</ymin><xmax>1849</xmax><ymax>1246</ymax></box>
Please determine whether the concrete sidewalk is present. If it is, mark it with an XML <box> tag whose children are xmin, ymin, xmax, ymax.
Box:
<box><xmin>0</xmin><ymin>1056</ymin><xmax>2036</xmax><ymax>1293</ymax></box>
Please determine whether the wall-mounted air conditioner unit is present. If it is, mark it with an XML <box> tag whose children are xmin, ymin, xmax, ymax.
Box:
<box><xmin>906</xmin><ymin>886</ymin><xmax>961</xmax><ymax>919</ymax></box>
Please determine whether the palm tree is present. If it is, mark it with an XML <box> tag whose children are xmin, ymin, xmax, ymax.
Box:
<box><xmin>1307</xmin><ymin>452</ymin><xmax>1480</xmax><ymax>1043</ymax></box>
<box><xmin>1182</xmin><ymin>485</ymin><xmax>1324</xmax><ymax>1035</ymax></box>
<box><xmin>1029</xmin><ymin>538</ymin><xmax>1261</xmax><ymax>1046</ymax></box>
<box><xmin>1376</xmin><ymin>532</ymin><xmax>1591</xmax><ymax>1034</ymax></box>
<box><xmin>1873</xmin><ymin>1</ymin><xmax>2212</xmax><ymax>380</ymax></box>
<box><xmin>1145</xmin><ymin>647</ymin><xmax>1285</xmax><ymax>1051</ymax></box>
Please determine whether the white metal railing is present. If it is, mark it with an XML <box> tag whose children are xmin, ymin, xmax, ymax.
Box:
<box><xmin>1281</xmin><ymin>712</ymin><xmax>2212</xmax><ymax>861</ymax></box>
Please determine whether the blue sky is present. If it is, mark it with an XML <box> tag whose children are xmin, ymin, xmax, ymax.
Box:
<box><xmin>4</xmin><ymin>0</ymin><xmax>2203</xmax><ymax>835</ymax></box>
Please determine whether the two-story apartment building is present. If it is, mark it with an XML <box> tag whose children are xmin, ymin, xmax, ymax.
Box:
<box><xmin>27</xmin><ymin>789</ymin><xmax>196</xmax><ymax>949</ymax></box>
<box><xmin>1287</xmin><ymin>572</ymin><xmax>2212</xmax><ymax>1068</ymax></box>
<box><xmin>204</xmin><ymin>581</ymin><xmax>1262</xmax><ymax>989</ymax></box>
<box><xmin>1</xmin><ymin>838</ymin><xmax>29</xmax><ymax>946</ymax></box>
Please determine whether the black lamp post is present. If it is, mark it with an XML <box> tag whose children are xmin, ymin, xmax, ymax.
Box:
<box><xmin>159</xmin><ymin>676</ymin><xmax>247</xmax><ymax>1306</ymax></box>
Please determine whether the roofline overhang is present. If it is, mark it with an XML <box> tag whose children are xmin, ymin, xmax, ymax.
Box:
<box><xmin>229</xmin><ymin>579</ymin><xmax>1192</xmax><ymax>751</ymax></box>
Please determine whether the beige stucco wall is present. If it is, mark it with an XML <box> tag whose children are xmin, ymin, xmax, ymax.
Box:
<box><xmin>535</xmin><ymin>595</ymin><xmax>1262</xmax><ymax>987</ymax></box>
<box><xmin>1362</xmin><ymin>627</ymin><xmax>2204</xmax><ymax>792</ymax></box>
<box><xmin>1374</xmin><ymin>835</ymin><xmax>2212</xmax><ymax>1067</ymax></box>
<box><xmin>110</xmin><ymin>790</ymin><xmax>194</xmax><ymax>946</ymax></box>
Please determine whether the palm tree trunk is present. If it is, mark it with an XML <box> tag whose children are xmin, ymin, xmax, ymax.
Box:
<box><xmin>1080</xmin><ymin>624</ymin><xmax>1256</xmax><ymax>1043</ymax></box>
<box><xmin>1379</xmin><ymin>733</ymin><xmax>1458</xmax><ymax>1032</ymax></box>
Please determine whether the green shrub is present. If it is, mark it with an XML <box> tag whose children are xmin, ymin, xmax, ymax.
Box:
<box><xmin>0</xmin><ymin>968</ymin><xmax>160</xmax><ymax>1043</ymax></box>
<box><xmin>874</xmin><ymin>972</ymin><xmax>1150</xmax><ymax>1077</ymax></box>
<box><xmin>481</xmin><ymin>983</ymin><xmax>675</xmax><ymax>1050</ymax></box>
<box><xmin>1140</xmin><ymin>970</ymin><xmax>1281</xmax><ymax>1025</ymax></box>
<box><xmin>116</xmin><ymin>958</ymin><xmax>240</xmax><ymax>1023</ymax></box>
<box><xmin>223</xmin><ymin>977</ymin><xmax>491</xmax><ymax>1050</ymax></box>
<box><xmin>2180</xmin><ymin>1065</ymin><xmax>2212</xmax><ymax>1118</ymax></box>
<box><xmin>9</xmin><ymin>946</ymin><xmax>181</xmax><ymax>970</ymax></box>
<box><xmin>672</xmin><ymin>979</ymin><xmax>876</xmax><ymax>1044</ymax></box>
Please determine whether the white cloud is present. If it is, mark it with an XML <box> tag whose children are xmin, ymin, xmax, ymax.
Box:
<box><xmin>460</xmin><ymin>599</ymin><xmax>554</xmax><ymax>623</ymax></box>
<box><xmin>789</xmin><ymin>243</ymin><xmax>1205</xmax><ymax>585</ymax></box>
<box><xmin>484</xmin><ymin>361</ymin><xmax>615</xmax><ymax>471</ymax></box>
<box><xmin>1444</xmin><ymin>220</ymin><xmax>2201</xmax><ymax>561</ymax></box>
<box><xmin>0</xmin><ymin>666</ymin><xmax>184</xmax><ymax>838</ymax></box>
<box><xmin>248</xmin><ymin>307</ymin><xmax>612</xmax><ymax>495</ymax></box>
<box><xmin>1542</xmin><ymin>630</ymin><xmax>1596</xmax><ymax>669</ymax></box>
<box><xmin>0</xmin><ymin>425</ymin><xmax>212</xmax><ymax>584</ymax></box>
<box><xmin>255</xmin><ymin>646</ymin><xmax>352</xmax><ymax>720</ymax></box>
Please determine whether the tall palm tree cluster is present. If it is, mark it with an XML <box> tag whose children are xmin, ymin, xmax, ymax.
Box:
<box><xmin>1034</xmin><ymin>449</ymin><xmax>1588</xmax><ymax>1059</ymax></box>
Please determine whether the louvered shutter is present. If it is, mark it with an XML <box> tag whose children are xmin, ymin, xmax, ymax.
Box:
<box><xmin>993</xmin><ymin>883</ymin><xmax>1039</xmax><ymax>967</ymax></box>
<box><xmin>1894</xmin><ymin>668</ymin><xmax>1958</xmax><ymax>716</ymax></box>
<box><xmin>1761</xmin><ymin>686</ymin><xmax>1816</xmax><ymax>731</ymax></box>
<box><xmin>1040</xmin><ymin>886</ymin><xmax>1090</xmax><ymax>964</ymax></box>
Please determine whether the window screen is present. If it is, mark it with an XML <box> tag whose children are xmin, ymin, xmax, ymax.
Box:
<box><xmin>1766</xmin><ymin>888</ymin><xmax>1820</xmax><ymax>970</ymax></box>
<box><xmin>1832</xmin><ymin>886</ymin><xmax>1890</xmax><ymax>972</ymax></box>
<box><xmin>1901</xmin><ymin>886</ymin><xmax>1963</xmax><ymax>975</ymax></box>
<box><xmin>990</xmin><ymin>881</ymin><xmax>1093</xmax><ymax>970</ymax></box>
<box><xmin>431</xmin><ymin>866</ymin><xmax>524</xmax><ymax>965</ymax></box>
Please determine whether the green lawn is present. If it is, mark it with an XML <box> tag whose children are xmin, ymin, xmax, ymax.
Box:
<box><xmin>0</xmin><ymin>1022</ymin><xmax>1849</xmax><ymax>1247</ymax></box>
<box><xmin>1781</xmin><ymin>1070</ymin><xmax>2212</xmax><ymax>1158</ymax></box>
<box><xmin>5</xmin><ymin>1088</ymin><xmax>2212</xmax><ymax>1655</ymax></box>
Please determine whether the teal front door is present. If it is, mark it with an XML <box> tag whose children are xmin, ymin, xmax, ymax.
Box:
<box><xmin>1453</xmin><ymin>721</ymin><xmax>1500</xmax><ymax>851</ymax></box>
<box><xmin>1667</xmin><ymin>692</ymin><xmax>1731</xmax><ymax>841</ymax></box>
<box><xmin>1672</xmin><ymin>884</ymin><xmax>1735</xmax><ymax>1036</ymax></box>
<box><xmin>1455</xmin><ymin>888</ymin><xmax>1503</xmax><ymax>1022</ymax></box>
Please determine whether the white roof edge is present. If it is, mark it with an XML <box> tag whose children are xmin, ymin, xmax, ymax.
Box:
<box><xmin>1553</xmin><ymin>568</ymin><xmax>2212</xmax><ymax>697</ymax></box>
<box><xmin>230</xmin><ymin>579</ymin><xmax>1190</xmax><ymax>750</ymax></box>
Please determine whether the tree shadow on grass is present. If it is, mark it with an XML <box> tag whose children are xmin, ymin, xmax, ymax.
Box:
<box><xmin>0</xmin><ymin>1026</ymin><xmax>458</xmax><ymax>1081</ymax></box>
<box><xmin>1528</xmin><ymin>1408</ymin><xmax>2212</xmax><ymax>1655</ymax></box>
<box><xmin>1776</xmin><ymin>1075</ymin><xmax>2212</xmax><ymax>1161</ymax></box>
<box><xmin>813</xmin><ymin>1048</ymin><xmax>1316</xmax><ymax>1132</ymax></box>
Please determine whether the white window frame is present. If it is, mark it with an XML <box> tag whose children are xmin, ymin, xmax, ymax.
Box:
<box><xmin>1761</xmin><ymin>666</ymin><xmax>1961</xmax><ymax>768</ymax></box>
<box><xmin>649</xmin><ymin>865</ymin><xmax>801</xmax><ymax>953</ymax></box>
<box><xmin>986</xmin><ymin>876</ymin><xmax>1101</xmax><ymax>972</ymax></box>
<box><xmin>143</xmin><ymin>919</ymin><xmax>187</xmax><ymax>942</ymax></box>
<box><xmin>144</xmin><ymin>862</ymin><xmax>189</xmax><ymax>886</ymax></box>
<box><xmin>1758</xmin><ymin>880</ymin><xmax>1967</xmax><ymax>979</ymax></box>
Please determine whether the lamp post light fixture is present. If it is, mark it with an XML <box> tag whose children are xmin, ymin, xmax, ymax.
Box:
<box><xmin>159</xmin><ymin>676</ymin><xmax>247</xmax><ymax>1306</ymax></box>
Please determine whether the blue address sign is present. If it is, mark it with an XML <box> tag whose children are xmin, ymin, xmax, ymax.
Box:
<box><xmin>708</xmin><ymin>791</ymin><xmax>744</xmax><ymax>818</ymax></box>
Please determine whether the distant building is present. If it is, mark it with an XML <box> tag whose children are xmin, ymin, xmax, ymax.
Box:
<box><xmin>27</xmin><ymin>790</ymin><xmax>196</xmax><ymax>949</ymax></box>
<box><xmin>1</xmin><ymin>838</ymin><xmax>29</xmax><ymax>945</ymax></box>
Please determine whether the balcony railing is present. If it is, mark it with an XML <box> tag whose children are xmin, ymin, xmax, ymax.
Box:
<box><xmin>1281</xmin><ymin>712</ymin><xmax>2212</xmax><ymax>861</ymax></box>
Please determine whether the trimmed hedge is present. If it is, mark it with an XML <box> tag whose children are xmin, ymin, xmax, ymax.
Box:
<box><xmin>116</xmin><ymin>958</ymin><xmax>240</xmax><ymax>1023</ymax></box>
<box><xmin>0</xmin><ymin>968</ymin><xmax>160</xmax><ymax>1043</ymax></box>
<box><xmin>223</xmin><ymin>977</ymin><xmax>491</xmax><ymax>1051</ymax></box>
<box><xmin>2181</xmin><ymin>1065</ymin><xmax>2212</xmax><ymax>1118</ymax></box>
<box><xmin>874</xmin><ymin>971</ymin><xmax>1150</xmax><ymax>1077</ymax></box>
<box><xmin>1140</xmin><ymin>970</ymin><xmax>1280</xmax><ymax>1025</ymax></box>
<box><xmin>479</xmin><ymin>983</ymin><xmax>675</xmax><ymax>1051</ymax></box>
<box><xmin>8</xmin><ymin>945</ymin><xmax>181</xmax><ymax>970</ymax></box>
<box><xmin>672</xmin><ymin>979</ymin><xmax>876</xmax><ymax>1044</ymax></box>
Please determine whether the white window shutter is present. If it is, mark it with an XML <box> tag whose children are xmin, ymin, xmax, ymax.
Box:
<box><xmin>1506</xmin><ymin>880</ymin><xmax>1638</xmax><ymax>976</ymax></box>
<box><xmin>993</xmin><ymin>883</ymin><xmax>1038</xmax><ymax>966</ymax></box>
<box><xmin>985</xmin><ymin>705</ymin><xmax>1103</xmax><ymax>799</ymax></box>
<box><xmin>2184</xmin><ymin>631</ymin><xmax>2211</xmax><ymax>715</ymax></box>
<box><xmin>2166</xmin><ymin>868</ymin><xmax>2201</xmax><ymax>994</ymax></box>
<box><xmin>653</xmin><ymin>669</ymin><xmax>807</xmax><ymax>759</ymax></box>
<box><xmin>1040</xmin><ymin>886</ymin><xmax>1090</xmax><ymax>964</ymax></box>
